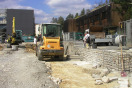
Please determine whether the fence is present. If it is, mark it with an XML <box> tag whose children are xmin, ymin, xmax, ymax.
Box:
<box><xmin>0</xmin><ymin>32</ymin><xmax>6</xmax><ymax>43</ymax></box>
<box><xmin>63</xmin><ymin>32</ymin><xmax>83</xmax><ymax>41</ymax></box>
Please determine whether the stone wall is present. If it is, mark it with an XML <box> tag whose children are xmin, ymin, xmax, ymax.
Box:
<box><xmin>75</xmin><ymin>47</ymin><xmax>132</xmax><ymax>72</ymax></box>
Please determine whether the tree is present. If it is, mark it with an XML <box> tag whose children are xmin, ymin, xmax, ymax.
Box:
<box><xmin>86</xmin><ymin>9</ymin><xmax>91</xmax><ymax>14</ymax></box>
<box><xmin>57</xmin><ymin>16</ymin><xmax>64</xmax><ymax>25</ymax></box>
<box><xmin>105</xmin><ymin>0</ymin><xmax>108</xmax><ymax>4</ymax></box>
<box><xmin>80</xmin><ymin>8</ymin><xmax>85</xmax><ymax>16</ymax></box>
<box><xmin>112</xmin><ymin>0</ymin><xmax>132</xmax><ymax>20</ymax></box>
<box><xmin>51</xmin><ymin>17</ymin><xmax>57</xmax><ymax>23</ymax></box>
<box><xmin>66</xmin><ymin>13</ymin><xmax>74</xmax><ymax>20</ymax></box>
<box><xmin>99</xmin><ymin>0</ymin><xmax>104</xmax><ymax>6</ymax></box>
<box><xmin>74</xmin><ymin>13</ymin><xmax>79</xmax><ymax>19</ymax></box>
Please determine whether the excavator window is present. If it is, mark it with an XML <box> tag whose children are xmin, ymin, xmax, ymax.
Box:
<box><xmin>42</xmin><ymin>24</ymin><xmax>61</xmax><ymax>37</ymax></box>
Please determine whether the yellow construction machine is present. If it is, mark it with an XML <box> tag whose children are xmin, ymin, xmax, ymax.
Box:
<box><xmin>7</xmin><ymin>17</ymin><xmax>22</xmax><ymax>48</ymax></box>
<box><xmin>36</xmin><ymin>23</ymin><xmax>64</xmax><ymax>60</ymax></box>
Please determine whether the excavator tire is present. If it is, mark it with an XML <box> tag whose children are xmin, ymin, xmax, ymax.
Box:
<box><xmin>36</xmin><ymin>46</ymin><xmax>38</xmax><ymax>56</ymax></box>
<box><xmin>38</xmin><ymin>54</ymin><xmax>43</xmax><ymax>61</ymax></box>
<box><xmin>38</xmin><ymin>49</ymin><xmax>43</xmax><ymax>61</ymax></box>
<box><xmin>36</xmin><ymin>45</ymin><xmax>43</xmax><ymax>61</ymax></box>
<box><xmin>59</xmin><ymin>55</ymin><xmax>64</xmax><ymax>61</ymax></box>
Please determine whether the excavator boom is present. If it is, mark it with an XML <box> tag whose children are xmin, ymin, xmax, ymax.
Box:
<box><xmin>12</xmin><ymin>17</ymin><xmax>15</xmax><ymax>34</ymax></box>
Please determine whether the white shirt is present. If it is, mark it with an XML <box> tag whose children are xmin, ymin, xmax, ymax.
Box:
<box><xmin>34</xmin><ymin>38</ymin><xmax>37</xmax><ymax>44</ymax></box>
<box><xmin>84</xmin><ymin>34</ymin><xmax>90</xmax><ymax>41</ymax></box>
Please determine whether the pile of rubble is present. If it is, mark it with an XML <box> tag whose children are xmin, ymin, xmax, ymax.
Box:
<box><xmin>74</xmin><ymin>47</ymin><xmax>132</xmax><ymax>88</ymax></box>
<box><xmin>93</xmin><ymin>73</ymin><xmax>130</xmax><ymax>88</ymax></box>
<box><xmin>25</xmin><ymin>44</ymin><xmax>36</xmax><ymax>53</ymax></box>
<box><xmin>0</xmin><ymin>45</ymin><xmax>3</xmax><ymax>51</ymax></box>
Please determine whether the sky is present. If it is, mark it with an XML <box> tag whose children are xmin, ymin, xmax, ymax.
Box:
<box><xmin>0</xmin><ymin>0</ymin><xmax>106</xmax><ymax>23</ymax></box>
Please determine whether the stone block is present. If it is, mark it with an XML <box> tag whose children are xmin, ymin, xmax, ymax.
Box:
<box><xmin>102</xmin><ymin>76</ymin><xmax>110</xmax><ymax>83</ymax></box>
<box><xmin>95</xmin><ymin>80</ymin><xmax>103</xmax><ymax>85</ymax></box>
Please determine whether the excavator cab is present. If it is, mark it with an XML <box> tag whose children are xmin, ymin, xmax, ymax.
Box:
<box><xmin>36</xmin><ymin>23</ymin><xmax>64</xmax><ymax>61</ymax></box>
<box><xmin>42</xmin><ymin>24</ymin><xmax>62</xmax><ymax>38</ymax></box>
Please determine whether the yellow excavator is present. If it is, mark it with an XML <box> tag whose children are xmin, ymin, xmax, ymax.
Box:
<box><xmin>7</xmin><ymin>17</ymin><xmax>20</xmax><ymax>47</ymax></box>
<box><xmin>36</xmin><ymin>23</ymin><xmax>64</xmax><ymax>61</ymax></box>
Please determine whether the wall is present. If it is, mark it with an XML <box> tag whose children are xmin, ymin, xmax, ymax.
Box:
<box><xmin>35</xmin><ymin>24</ymin><xmax>41</xmax><ymax>37</ymax></box>
<box><xmin>63</xmin><ymin>19</ymin><xmax>78</xmax><ymax>32</ymax></box>
<box><xmin>111</xmin><ymin>3</ymin><xmax>122</xmax><ymax>26</ymax></box>
<box><xmin>6</xmin><ymin>9</ymin><xmax>35</xmax><ymax>36</ymax></box>
<box><xmin>75</xmin><ymin>47</ymin><xmax>132</xmax><ymax>72</ymax></box>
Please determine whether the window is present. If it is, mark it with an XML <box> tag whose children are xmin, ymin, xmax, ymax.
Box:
<box><xmin>102</xmin><ymin>11</ymin><xmax>106</xmax><ymax>19</ymax></box>
<box><xmin>95</xmin><ymin>14</ymin><xmax>100</xmax><ymax>21</ymax></box>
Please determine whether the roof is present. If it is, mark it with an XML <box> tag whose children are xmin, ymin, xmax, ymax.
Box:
<box><xmin>41</xmin><ymin>23</ymin><xmax>61</xmax><ymax>25</ymax></box>
<box><xmin>76</xmin><ymin>3</ymin><xmax>111</xmax><ymax>19</ymax></box>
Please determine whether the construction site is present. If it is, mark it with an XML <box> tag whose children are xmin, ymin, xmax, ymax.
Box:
<box><xmin>0</xmin><ymin>1</ymin><xmax>132</xmax><ymax>88</ymax></box>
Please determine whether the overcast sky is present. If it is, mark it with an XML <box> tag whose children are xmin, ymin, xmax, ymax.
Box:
<box><xmin>0</xmin><ymin>0</ymin><xmax>106</xmax><ymax>23</ymax></box>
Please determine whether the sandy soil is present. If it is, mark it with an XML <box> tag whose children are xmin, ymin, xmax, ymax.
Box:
<box><xmin>23</xmin><ymin>42</ymin><xmax>119</xmax><ymax>88</ymax></box>
<box><xmin>49</xmin><ymin>61</ymin><xmax>119</xmax><ymax>88</ymax></box>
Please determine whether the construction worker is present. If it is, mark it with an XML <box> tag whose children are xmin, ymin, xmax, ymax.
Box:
<box><xmin>34</xmin><ymin>36</ymin><xmax>37</xmax><ymax>44</ymax></box>
<box><xmin>7</xmin><ymin>34</ymin><xmax>11</xmax><ymax>43</ymax></box>
<box><xmin>84</xmin><ymin>31</ymin><xmax>90</xmax><ymax>49</ymax></box>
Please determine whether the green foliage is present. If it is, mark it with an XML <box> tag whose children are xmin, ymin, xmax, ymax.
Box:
<box><xmin>80</xmin><ymin>8</ymin><xmax>85</xmax><ymax>16</ymax></box>
<box><xmin>66</xmin><ymin>13</ymin><xmax>74</xmax><ymax>20</ymax></box>
<box><xmin>51</xmin><ymin>17</ymin><xmax>58</xmax><ymax>23</ymax></box>
<box><xmin>57</xmin><ymin>16</ymin><xmax>64</xmax><ymax>25</ymax></box>
<box><xmin>86</xmin><ymin>9</ymin><xmax>91</xmax><ymax>14</ymax></box>
<box><xmin>75</xmin><ymin>13</ymin><xmax>78</xmax><ymax>18</ymax></box>
<box><xmin>112</xmin><ymin>0</ymin><xmax>132</xmax><ymax>20</ymax></box>
<box><xmin>74</xmin><ymin>13</ymin><xmax>80</xmax><ymax>19</ymax></box>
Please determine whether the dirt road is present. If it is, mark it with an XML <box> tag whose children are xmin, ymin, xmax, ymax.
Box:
<box><xmin>0</xmin><ymin>45</ymin><xmax>58</xmax><ymax>88</ymax></box>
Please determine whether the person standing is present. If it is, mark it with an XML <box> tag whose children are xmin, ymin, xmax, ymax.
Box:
<box><xmin>84</xmin><ymin>31</ymin><xmax>90</xmax><ymax>49</ymax></box>
<box><xmin>34</xmin><ymin>36</ymin><xmax>37</xmax><ymax>44</ymax></box>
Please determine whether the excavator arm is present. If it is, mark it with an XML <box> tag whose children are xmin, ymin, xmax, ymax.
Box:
<box><xmin>12</xmin><ymin>17</ymin><xmax>15</xmax><ymax>34</ymax></box>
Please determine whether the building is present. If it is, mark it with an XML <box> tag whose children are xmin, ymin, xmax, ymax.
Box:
<box><xmin>76</xmin><ymin>3</ymin><xmax>122</xmax><ymax>34</ymax></box>
<box><xmin>63</xmin><ymin>19</ymin><xmax>77</xmax><ymax>32</ymax></box>
<box><xmin>35</xmin><ymin>24</ymin><xmax>41</xmax><ymax>37</ymax></box>
<box><xmin>0</xmin><ymin>9</ymin><xmax>35</xmax><ymax>42</ymax></box>
<box><xmin>64</xmin><ymin>3</ymin><xmax>122</xmax><ymax>35</ymax></box>
<box><xmin>0</xmin><ymin>9</ymin><xmax>7</xmax><ymax>43</ymax></box>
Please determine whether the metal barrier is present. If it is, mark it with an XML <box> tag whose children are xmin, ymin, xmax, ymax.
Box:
<box><xmin>63</xmin><ymin>32</ymin><xmax>83</xmax><ymax>41</ymax></box>
<box><xmin>120</xmin><ymin>19</ymin><xmax>132</xmax><ymax>47</ymax></box>
<box><xmin>63</xmin><ymin>32</ymin><xmax>75</xmax><ymax>41</ymax></box>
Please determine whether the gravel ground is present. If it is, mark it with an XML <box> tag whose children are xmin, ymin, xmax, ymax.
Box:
<box><xmin>0</xmin><ymin>44</ymin><xmax>58</xmax><ymax>88</ymax></box>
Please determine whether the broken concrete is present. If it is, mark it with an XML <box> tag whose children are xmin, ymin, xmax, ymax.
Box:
<box><xmin>95</xmin><ymin>80</ymin><xmax>103</xmax><ymax>85</ymax></box>
<box><xmin>102</xmin><ymin>76</ymin><xmax>110</xmax><ymax>83</ymax></box>
<box><xmin>118</xmin><ymin>78</ymin><xmax>129</xmax><ymax>88</ymax></box>
<box><xmin>109</xmin><ymin>77</ymin><xmax>118</xmax><ymax>82</ymax></box>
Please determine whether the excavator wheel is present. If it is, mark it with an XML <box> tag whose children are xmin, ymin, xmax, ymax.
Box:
<box><xmin>59</xmin><ymin>55</ymin><xmax>64</xmax><ymax>61</ymax></box>
<box><xmin>38</xmin><ymin>49</ymin><xmax>43</xmax><ymax>61</ymax></box>
<box><xmin>38</xmin><ymin>53</ymin><xmax>43</xmax><ymax>61</ymax></box>
<box><xmin>35</xmin><ymin>46</ymin><xmax>38</xmax><ymax>56</ymax></box>
<box><xmin>36</xmin><ymin>45</ymin><xmax>43</xmax><ymax>61</ymax></box>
